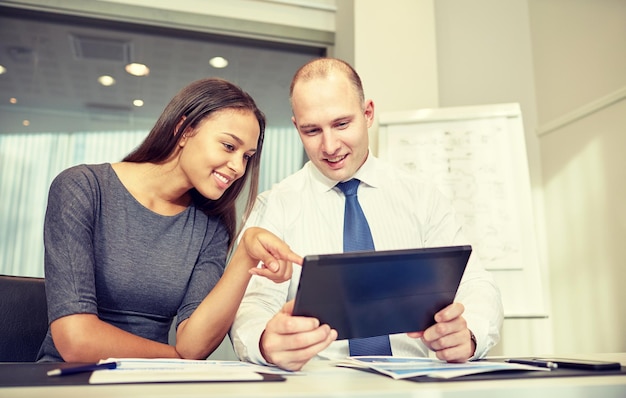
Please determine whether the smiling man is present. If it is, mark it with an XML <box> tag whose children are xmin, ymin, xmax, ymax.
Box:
<box><xmin>230</xmin><ymin>58</ymin><xmax>503</xmax><ymax>371</ymax></box>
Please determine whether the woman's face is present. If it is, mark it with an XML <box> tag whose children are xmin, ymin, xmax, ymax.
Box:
<box><xmin>178</xmin><ymin>109</ymin><xmax>260</xmax><ymax>200</ymax></box>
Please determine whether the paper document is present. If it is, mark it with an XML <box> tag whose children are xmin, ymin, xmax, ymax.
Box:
<box><xmin>89</xmin><ymin>358</ymin><xmax>296</xmax><ymax>384</ymax></box>
<box><xmin>337</xmin><ymin>356</ymin><xmax>552</xmax><ymax>379</ymax></box>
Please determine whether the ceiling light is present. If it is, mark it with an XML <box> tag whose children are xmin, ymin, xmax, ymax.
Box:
<box><xmin>22</xmin><ymin>120</ymin><xmax>30</xmax><ymax>126</ymax></box>
<box><xmin>209</xmin><ymin>56</ymin><xmax>228</xmax><ymax>69</ymax></box>
<box><xmin>0</xmin><ymin>65</ymin><xmax>6</xmax><ymax>75</ymax></box>
<box><xmin>9</xmin><ymin>97</ymin><xmax>17</xmax><ymax>104</ymax></box>
<box><xmin>97</xmin><ymin>75</ymin><xmax>116</xmax><ymax>86</ymax></box>
<box><xmin>125</xmin><ymin>63</ymin><xmax>150</xmax><ymax>76</ymax></box>
<box><xmin>132</xmin><ymin>99</ymin><xmax>144</xmax><ymax>107</ymax></box>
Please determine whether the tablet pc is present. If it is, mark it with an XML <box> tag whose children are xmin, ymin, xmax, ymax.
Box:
<box><xmin>292</xmin><ymin>245</ymin><xmax>471</xmax><ymax>340</ymax></box>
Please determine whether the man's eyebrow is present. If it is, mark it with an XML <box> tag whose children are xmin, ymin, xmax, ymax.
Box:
<box><xmin>334</xmin><ymin>115</ymin><xmax>353</xmax><ymax>122</ymax></box>
<box><xmin>298</xmin><ymin>115</ymin><xmax>354</xmax><ymax>129</ymax></box>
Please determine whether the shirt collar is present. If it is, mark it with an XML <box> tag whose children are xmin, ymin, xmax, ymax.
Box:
<box><xmin>352</xmin><ymin>152</ymin><xmax>381</xmax><ymax>189</ymax></box>
<box><xmin>306</xmin><ymin>150</ymin><xmax>382</xmax><ymax>193</ymax></box>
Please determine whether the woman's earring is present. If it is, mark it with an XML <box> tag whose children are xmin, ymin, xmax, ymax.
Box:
<box><xmin>179</xmin><ymin>134</ymin><xmax>187</xmax><ymax>147</ymax></box>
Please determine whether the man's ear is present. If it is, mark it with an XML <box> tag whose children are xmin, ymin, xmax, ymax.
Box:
<box><xmin>364</xmin><ymin>99</ymin><xmax>375</xmax><ymax>128</ymax></box>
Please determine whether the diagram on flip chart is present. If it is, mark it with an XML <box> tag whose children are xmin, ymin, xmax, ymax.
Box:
<box><xmin>379</xmin><ymin>104</ymin><xmax>536</xmax><ymax>271</ymax></box>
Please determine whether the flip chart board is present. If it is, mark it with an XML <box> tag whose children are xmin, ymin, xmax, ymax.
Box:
<box><xmin>378</xmin><ymin>103</ymin><xmax>538</xmax><ymax>271</ymax></box>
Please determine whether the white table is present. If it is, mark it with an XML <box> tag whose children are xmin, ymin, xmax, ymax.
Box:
<box><xmin>3</xmin><ymin>353</ymin><xmax>625</xmax><ymax>398</ymax></box>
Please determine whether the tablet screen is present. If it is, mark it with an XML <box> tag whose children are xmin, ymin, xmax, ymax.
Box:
<box><xmin>292</xmin><ymin>245</ymin><xmax>471</xmax><ymax>340</ymax></box>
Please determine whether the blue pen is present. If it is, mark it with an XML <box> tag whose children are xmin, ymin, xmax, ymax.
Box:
<box><xmin>47</xmin><ymin>361</ymin><xmax>118</xmax><ymax>376</ymax></box>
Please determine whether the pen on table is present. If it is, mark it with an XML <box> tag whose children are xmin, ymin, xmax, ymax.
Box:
<box><xmin>506</xmin><ymin>359</ymin><xmax>558</xmax><ymax>369</ymax></box>
<box><xmin>47</xmin><ymin>361</ymin><xmax>118</xmax><ymax>377</ymax></box>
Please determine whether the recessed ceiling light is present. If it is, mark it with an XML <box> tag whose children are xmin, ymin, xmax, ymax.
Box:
<box><xmin>125</xmin><ymin>63</ymin><xmax>150</xmax><ymax>76</ymax></box>
<box><xmin>0</xmin><ymin>65</ymin><xmax>6</xmax><ymax>75</ymax></box>
<box><xmin>22</xmin><ymin>120</ymin><xmax>30</xmax><ymax>126</ymax></box>
<box><xmin>209</xmin><ymin>56</ymin><xmax>228</xmax><ymax>69</ymax></box>
<box><xmin>132</xmin><ymin>99</ymin><xmax>144</xmax><ymax>107</ymax></box>
<box><xmin>97</xmin><ymin>75</ymin><xmax>116</xmax><ymax>86</ymax></box>
<box><xmin>9</xmin><ymin>97</ymin><xmax>17</xmax><ymax>104</ymax></box>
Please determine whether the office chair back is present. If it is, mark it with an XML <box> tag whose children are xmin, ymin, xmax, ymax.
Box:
<box><xmin>0</xmin><ymin>275</ymin><xmax>48</xmax><ymax>362</ymax></box>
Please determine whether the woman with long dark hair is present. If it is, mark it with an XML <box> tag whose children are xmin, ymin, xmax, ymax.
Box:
<box><xmin>37</xmin><ymin>78</ymin><xmax>300</xmax><ymax>362</ymax></box>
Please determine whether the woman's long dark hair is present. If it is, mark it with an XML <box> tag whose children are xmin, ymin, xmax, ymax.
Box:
<box><xmin>124</xmin><ymin>78</ymin><xmax>265</xmax><ymax>247</ymax></box>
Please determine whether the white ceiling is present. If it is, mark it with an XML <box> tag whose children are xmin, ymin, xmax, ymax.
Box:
<box><xmin>0</xmin><ymin>7</ymin><xmax>323</xmax><ymax>134</ymax></box>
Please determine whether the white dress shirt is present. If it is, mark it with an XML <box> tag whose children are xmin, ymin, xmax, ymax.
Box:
<box><xmin>231</xmin><ymin>155</ymin><xmax>503</xmax><ymax>365</ymax></box>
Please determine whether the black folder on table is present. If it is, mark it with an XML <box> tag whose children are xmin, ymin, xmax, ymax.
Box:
<box><xmin>406</xmin><ymin>359</ymin><xmax>625</xmax><ymax>383</ymax></box>
<box><xmin>0</xmin><ymin>363</ymin><xmax>285</xmax><ymax>387</ymax></box>
<box><xmin>293</xmin><ymin>245</ymin><xmax>471</xmax><ymax>340</ymax></box>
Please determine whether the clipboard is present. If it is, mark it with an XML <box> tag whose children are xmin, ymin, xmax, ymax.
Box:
<box><xmin>293</xmin><ymin>245</ymin><xmax>471</xmax><ymax>340</ymax></box>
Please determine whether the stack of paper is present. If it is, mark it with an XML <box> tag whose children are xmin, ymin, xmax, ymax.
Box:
<box><xmin>336</xmin><ymin>356</ymin><xmax>551</xmax><ymax>379</ymax></box>
<box><xmin>89</xmin><ymin>358</ymin><xmax>296</xmax><ymax>384</ymax></box>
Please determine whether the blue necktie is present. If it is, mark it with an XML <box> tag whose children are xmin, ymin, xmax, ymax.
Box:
<box><xmin>337</xmin><ymin>179</ymin><xmax>392</xmax><ymax>357</ymax></box>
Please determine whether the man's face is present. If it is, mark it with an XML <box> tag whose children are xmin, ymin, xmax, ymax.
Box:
<box><xmin>291</xmin><ymin>72</ymin><xmax>374</xmax><ymax>182</ymax></box>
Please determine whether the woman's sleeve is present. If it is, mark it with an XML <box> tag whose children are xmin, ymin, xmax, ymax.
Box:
<box><xmin>43</xmin><ymin>167</ymin><xmax>99</xmax><ymax>323</ymax></box>
<box><xmin>176</xmin><ymin>218</ymin><xmax>229</xmax><ymax>326</ymax></box>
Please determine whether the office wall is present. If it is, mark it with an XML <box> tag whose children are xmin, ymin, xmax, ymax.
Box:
<box><xmin>344</xmin><ymin>0</ymin><xmax>440</xmax><ymax>157</ymax></box>
<box><xmin>433</xmin><ymin>0</ymin><xmax>626</xmax><ymax>354</ymax></box>
<box><xmin>529</xmin><ymin>0</ymin><xmax>626</xmax><ymax>354</ymax></box>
